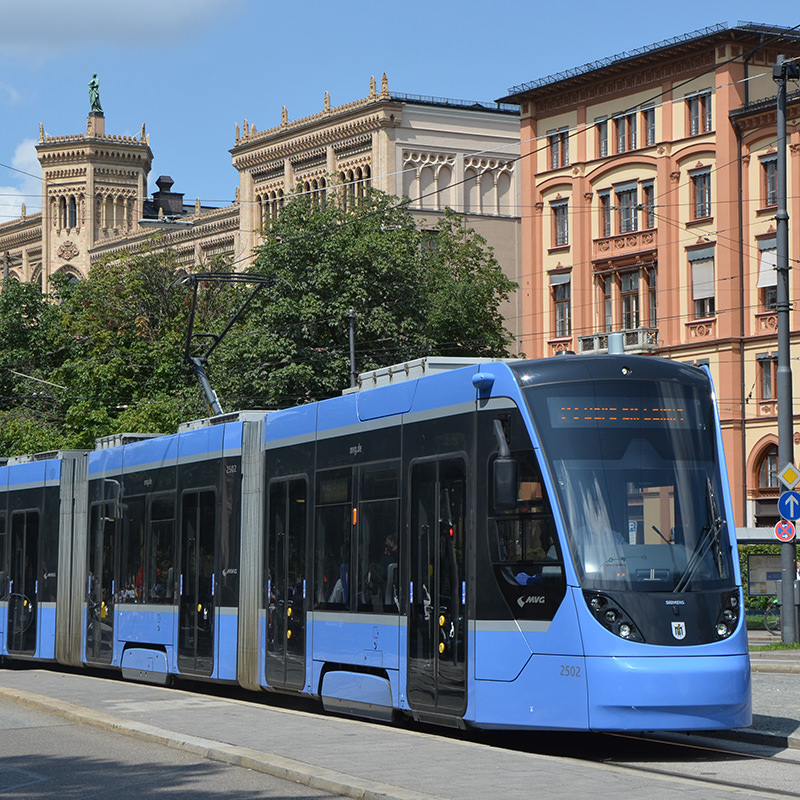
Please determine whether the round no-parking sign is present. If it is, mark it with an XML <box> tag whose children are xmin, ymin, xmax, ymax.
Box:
<box><xmin>775</xmin><ymin>519</ymin><xmax>796</xmax><ymax>542</ymax></box>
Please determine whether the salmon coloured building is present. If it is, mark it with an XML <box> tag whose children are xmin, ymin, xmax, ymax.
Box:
<box><xmin>500</xmin><ymin>23</ymin><xmax>800</xmax><ymax>534</ymax></box>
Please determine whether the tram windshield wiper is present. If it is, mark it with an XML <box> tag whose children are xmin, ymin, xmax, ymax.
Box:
<box><xmin>675</xmin><ymin>477</ymin><xmax>724</xmax><ymax>592</ymax></box>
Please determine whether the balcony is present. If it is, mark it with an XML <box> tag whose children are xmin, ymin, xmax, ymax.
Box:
<box><xmin>593</xmin><ymin>229</ymin><xmax>657</xmax><ymax>262</ymax></box>
<box><xmin>578</xmin><ymin>327</ymin><xmax>659</xmax><ymax>354</ymax></box>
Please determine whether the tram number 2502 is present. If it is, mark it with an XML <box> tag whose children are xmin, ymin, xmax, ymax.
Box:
<box><xmin>560</xmin><ymin>664</ymin><xmax>582</xmax><ymax>678</ymax></box>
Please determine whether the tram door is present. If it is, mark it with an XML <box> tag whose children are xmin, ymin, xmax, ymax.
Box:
<box><xmin>7</xmin><ymin>510</ymin><xmax>38</xmax><ymax>654</ymax></box>
<box><xmin>408</xmin><ymin>458</ymin><xmax>467</xmax><ymax>716</ymax></box>
<box><xmin>266</xmin><ymin>478</ymin><xmax>306</xmax><ymax>690</ymax></box>
<box><xmin>178</xmin><ymin>490</ymin><xmax>215</xmax><ymax>676</ymax></box>
<box><xmin>0</xmin><ymin>511</ymin><xmax>6</xmax><ymax>647</ymax></box>
<box><xmin>86</xmin><ymin>503</ymin><xmax>116</xmax><ymax>664</ymax></box>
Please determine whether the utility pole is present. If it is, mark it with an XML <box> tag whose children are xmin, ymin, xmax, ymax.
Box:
<box><xmin>349</xmin><ymin>308</ymin><xmax>357</xmax><ymax>388</ymax></box>
<box><xmin>773</xmin><ymin>55</ymin><xmax>800</xmax><ymax>644</ymax></box>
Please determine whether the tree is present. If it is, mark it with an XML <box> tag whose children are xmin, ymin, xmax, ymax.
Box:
<box><xmin>0</xmin><ymin>277</ymin><xmax>73</xmax><ymax>452</ymax></box>
<box><xmin>49</xmin><ymin>247</ymin><xmax>239</xmax><ymax>446</ymax></box>
<box><xmin>0</xmin><ymin>190</ymin><xmax>516</xmax><ymax>453</ymax></box>
<box><xmin>213</xmin><ymin>190</ymin><xmax>516</xmax><ymax>407</ymax></box>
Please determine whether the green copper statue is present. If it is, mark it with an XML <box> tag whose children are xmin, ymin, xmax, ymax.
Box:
<box><xmin>89</xmin><ymin>73</ymin><xmax>103</xmax><ymax>114</ymax></box>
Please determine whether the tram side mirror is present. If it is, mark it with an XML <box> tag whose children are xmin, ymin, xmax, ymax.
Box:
<box><xmin>492</xmin><ymin>418</ymin><xmax>518</xmax><ymax>510</ymax></box>
<box><xmin>493</xmin><ymin>457</ymin><xmax>518</xmax><ymax>510</ymax></box>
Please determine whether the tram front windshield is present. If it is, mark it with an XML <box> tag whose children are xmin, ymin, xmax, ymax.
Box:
<box><xmin>522</xmin><ymin>377</ymin><xmax>735</xmax><ymax>593</ymax></box>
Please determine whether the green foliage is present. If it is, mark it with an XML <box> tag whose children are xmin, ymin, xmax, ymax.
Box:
<box><xmin>0</xmin><ymin>190</ymin><xmax>516</xmax><ymax>452</ymax></box>
<box><xmin>215</xmin><ymin>190</ymin><xmax>516</xmax><ymax>406</ymax></box>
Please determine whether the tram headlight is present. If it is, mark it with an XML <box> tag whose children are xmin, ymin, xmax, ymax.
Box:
<box><xmin>583</xmin><ymin>591</ymin><xmax>644</xmax><ymax>642</ymax></box>
<box><xmin>714</xmin><ymin>590</ymin><xmax>741</xmax><ymax>638</ymax></box>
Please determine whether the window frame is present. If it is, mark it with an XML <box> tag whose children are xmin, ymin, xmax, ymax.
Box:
<box><xmin>550</xmin><ymin>275</ymin><xmax>571</xmax><ymax>338</ymax></box>
<box><xmin>641</xmin><ymin>105</ymin><xmax>656</xmax><ymax>146</ymax></box>
<box><xmin>687</xmin><ymin>91</ymin><xmax>712</xmax><ymax>136</ymax></box>
<box><xmin>757</xmin><ymin>353</ymin><xmax>778</xmax><ymax>401</ymax></box>
<box><xmin>620</xmin><ymin>271</ymin><xmax>640</xmax><ymax>330</ymax></box>
<box><xmin>761</xmin><ymin>156</ymin><xmax>778</xmax><ymax>208</ymax></box>
<box><xmin>598</xmin><ymin>191</ymin><xmax>612</xmax><ymax>237</ymax></box>
<box><xmin>616</xmin><ymin>187</ymin><xmax>638</xmax><ymax>233</ymax></box>
<box><xmin>551</xmin><ymin>200</ymin><xmax>569</xmax><ymax>247</ymax></box>
<box><xmin>641</xmin><ymin>181</ymin><xmax>655</xmax><ymax>229</ymax></box>
<box><xmin>614</xmin><ymin>112</ymin><xmax>637</xmax><ymax>154</ymax></box>
<box><xmin>595</xmin><ymin>117</ymin><xmax>609</xmax><ymax>158</ymax></box>
<box><xmin>690</xmin><ymin>170</ymin><xmax>711</xmax><ymax>220</ymax></box>
<box><xmin>547</xmin><ymin>127</ymin><xmax>570</xmax><ymax>169</ymax></box>
<box><xmin>689</xmin><ymin>252</ymin><xmax>715</xmax><ymax>320</ymax></box>
<box><xmin>758</xmin><ymin>444</ymin><xmax>779</xmax><ymax>490</ymax></box>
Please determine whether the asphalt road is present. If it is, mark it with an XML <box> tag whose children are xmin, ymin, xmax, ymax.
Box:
<box><xmin>0</xmin><ymin>698</ymin><xmax>341</xmax><ymax>799</ymax></box>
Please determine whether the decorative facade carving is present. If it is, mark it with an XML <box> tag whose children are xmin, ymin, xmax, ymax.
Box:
<box><xmin>57</xmin><ymin>240</ymin><xmax>79</xmax><ymax>260</ymax></box>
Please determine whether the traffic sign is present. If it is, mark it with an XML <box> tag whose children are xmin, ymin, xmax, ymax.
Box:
<box><xmin>779</xmin><ymin>490</ymin><xmax>800</xmax><ymax>521</ymax></box>
<box><xmin>775</xmin><ymin>519</ymin><xmax>796</xmax><ymax>542</ymax></box>
<box><xmin>779</xmin><ymin>463</ymin><xmax>800</xmax><ymax>490</ymax></box>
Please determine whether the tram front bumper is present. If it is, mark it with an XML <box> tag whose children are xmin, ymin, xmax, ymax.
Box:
<box><xmin>585</xmin><ymin>653</ymin><xmax>752</xmax><ymax>731</ymax></box>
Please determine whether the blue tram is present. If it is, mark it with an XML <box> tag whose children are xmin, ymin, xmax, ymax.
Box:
<box><xmin>0</xmin><ymin>354</ymin><xmax>751</xmax><ymax>731</ymax></box>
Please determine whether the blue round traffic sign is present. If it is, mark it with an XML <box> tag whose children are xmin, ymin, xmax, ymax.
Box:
<box><xmin>779</xmin><ymin>490</ymin><xmax>800</xmax><ymax>521</ymax></box>
<box><xmin>775</xmin><ymin>519</ymin><xmax>796</xmax><ymax>542</ymax></box>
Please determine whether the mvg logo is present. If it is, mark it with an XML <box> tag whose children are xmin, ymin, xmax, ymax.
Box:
<box><xmin>517</xmin><ymin>595</ymin><xmax>546</xmax><ymax>608</ymax></box>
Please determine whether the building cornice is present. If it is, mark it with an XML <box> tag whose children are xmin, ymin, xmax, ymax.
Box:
<box><xmin>502</xmin><ymin>24</ymin><xmax>800</xmax><ymax>114</ymax></box>
<box><xmin>89</xmin><ymin>205</ymin><xmax>239</xmax><ymax>264</ymax></box>
<box><xmin>0</xmin><ymin>214</ymin><xmax>43</xmax><ymax>248</ymax></box>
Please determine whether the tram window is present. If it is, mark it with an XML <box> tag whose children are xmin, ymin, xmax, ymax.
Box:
<box><xmin>316</xmin><ymin>505</ymin><xmax>351</xmax><ymax>609</ymax></box>
<box><xmin>149</xmin><ymin>494</ymin><xmax>175</xmax><ymax>602</ymax></box>
<box><xmin>315</xmin><ymin>469</ymin><xmax>352</xmax><ymax>610</ymax></box>
<box><xmin>120</xmin><ymin>496</ymin><xmax>145</xmax><ymax>603</ymax></box>
<box><xmin>357</xmin><ymin>463</ymin><xmax>400</xmax><ymax>613</ymax></box>
<box><xmin>0</xmin><ymin>514</ymin><xmax>6</xmax><ymax>599</ymax></box>
<box><xmin>491</xmin><ymin>452</ymin><xmax>548</xmax><ymax>514</ymax></box>
<box><xmin>360</xmin><ymin>466</ymin><xmax>399</xmax><ymax>501</ymax></box>
<box><xmin>357</xmin><ymin>498</ymin><xmax>400</xmax><ymax>612</ymax></box>
<box><xmin>494</xmin><ymin>517</ymin><xmax>559</xmax><ymax>564</ymax></box>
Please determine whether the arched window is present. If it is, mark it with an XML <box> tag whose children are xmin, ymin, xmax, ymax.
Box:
<box><xmin>401</xmin><ymin>162</ymin><xmax>416</xmax><ymax>205</ymax></box>
<box><xmin>438</xmin><ymin>165</ymin><xmax>453</xmax><ymax>210</ymax></box>
<box><xmin>68</xmin><ymin>196</ymin><xmax>77</xmax><ymax>229</ymax></box>
<box><xmin>759</xmin><ymin>445</ymin><xmax>778</xmax><ymax>490</ymax></box>
<box><xmin>319</xmin><ymin>176</ymin><xmax>327</xmax><ymax>208</ymax></box>
<box><xmin>496</xmin><ymin>171</ymin><xmax>512</xmax><ymax>217</ymax></box>
<box><xmin>58</xmin><ymin>196</ymin><xmax>67</xmax><ymax>229</ymax></box>
<box><xmin>419</xmin><ymin>166</ymin><xmax>435</xmax><ymax>210</ymax></box>
<box><xmin>480</xmin><ymin>171</ymin><xmax>495</xmax><ymax>214</ymax></box>
<box><xmin>464</xmin><ymin>168</ymin><xmax>479</xmax><ymax>213</ymax></box>
<box><xmin>755</xmin><ymin>443</ymin><xmax>780</xmax><ymax>528</ymax></box>
<box><xmin>341</xmin><ymin>169</ymin><xmax>356</xmax><ymax>211</ymax></box>
<box><xmin>354</xmin><ymin>168</ymin><xmax>364</xmax><ymax>200</ymax></box>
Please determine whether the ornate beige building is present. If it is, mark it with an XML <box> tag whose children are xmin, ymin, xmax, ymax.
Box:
<box><xmin>0</xmin><ymin>75</ymin><xmax>522</xmax><ymax>346</ymax></box>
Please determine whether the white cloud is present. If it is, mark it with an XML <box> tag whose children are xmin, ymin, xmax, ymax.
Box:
<box><xmin>0</xmin><ymin>140</ymin><xmax>42</xmax><ymax>224</ymax></box>
<box><xmin>0</xmin><ymin>0</ymin><xmax>245</xmax><ymax>58</ymax></box>
<box><xmin>0</xmin><ymin>81</ymin><xmax>21</xmax><ymax>105</ymax></box>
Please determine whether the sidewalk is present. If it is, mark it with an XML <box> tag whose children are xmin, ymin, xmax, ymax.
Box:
<box><xmin>0</xmin><ymin>641</ymin><xmax>797</xmax><ymax>800</ymax></box>
<box><xmin>748</xmin><ymin>628</ymin><xmax>800</xmax><ymax>674</ymax></box>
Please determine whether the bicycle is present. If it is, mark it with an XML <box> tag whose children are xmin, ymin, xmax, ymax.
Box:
<box><xmin>764</xmin><ymin>597</ymin><xmax>781</xmax><ymax>635</ymax></box>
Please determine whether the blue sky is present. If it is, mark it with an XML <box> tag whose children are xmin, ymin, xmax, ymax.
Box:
<box><xmin>1</xmin><ymin>0</ymin><xmax>796</xmax><ymax>222</ymax></box>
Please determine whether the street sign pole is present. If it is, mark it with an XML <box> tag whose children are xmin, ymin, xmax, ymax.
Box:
<box><xmin>774</xmin><ymin>55</ymin><xmax>800</xmax><ymax>643</ymax></box>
